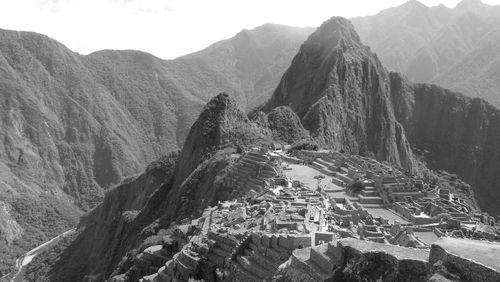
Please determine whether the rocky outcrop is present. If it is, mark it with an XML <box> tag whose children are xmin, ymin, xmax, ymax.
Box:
<box><xmin>429</xmin><ymin>237</ymin><xmax>500</xmax><ymax>281</ymax></box>
<box><xmin>275</xmin><ymin>238</ymin><xmax>430</xmax><ymax>281</ymax></box>
<box><xmin>276</xmin><ymin>237</ymin><xmax>500</xmax><ymax>281</ymax></box>
<box><xmin>337</xmin><ymin>238</ymin><xmax>430</xmax><ymax>281</ymax></box>
<box><xmin>258</xmin><ymin>106</ymin><xmax>311</xmax><ymax>144</ymax></box>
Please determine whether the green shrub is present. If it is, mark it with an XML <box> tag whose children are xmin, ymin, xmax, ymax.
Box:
<box><xmin>290</xmin><ymin>139</ymin><xmax>319</xmax><ymax>151</ymax></box>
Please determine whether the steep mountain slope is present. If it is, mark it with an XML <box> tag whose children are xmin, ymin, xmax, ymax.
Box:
<box><xmin>0</xmin><ymin>25</ymin><xmax>311</xmax><ymax>275</ymax></box>
<box><xmin>351</xmin><ymin>0</ymin><xmax>500</xmax><ymax>107</ymax></box>
<box><xmin>46</xmin><ymin>93</ymin><xmax>270</xmax><ymax>281</ymax></box>
<box><xmin>261</xmin><ymin>17</ymin><xmax>500</xmax><ymax>216</ymax></box>
<box><xmin>176</xmin><ymin>24</ymin><xmax>315</xmax><ymax>111</ymax></box>
<box><xmin>261</xmin><ymin>18</ymin><xmax>416</xmax><ymax>170</ymax></box>
<box><xmin>390</xmin><ymin>75</ymin><xmax>500</xmax><ymax>215</ymax></box>
<box><xmin>0</xmin><ymin>30</ymin><xmax>152</xmax><ymax>274</ymax></box>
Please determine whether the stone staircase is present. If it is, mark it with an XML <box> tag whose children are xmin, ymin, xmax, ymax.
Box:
<box><xmin>360</xmin><ymin>187</ymin><xmax>378</xmax><ymax>197</ymax></box>
<box><xmin>315</xmin><ymin>158</ymin><xmax>335</xmax><ymax>170</ymax></box>
<box><xmin>310</xmin><ymin>158</ymin><xmax>336</xmax><ymax>176</ymax></box>
<box><xmin>358</xmin><ymin>187</ymin><xmax>384</xmax><ymax>206</ymax></box>
<box><xmin>335</xmin><ymin>172</ymin><xmax>354</xmax><ymax>184</ymax></box>
<box><xmin>183</xmin><ymin>249</ymin><xmax>201</xmax><ymax>276</ymax></box>
<box><xmin>205</xmin><ymin>231</ymin><xmax>238</xmax><ymax>267</ymax></box>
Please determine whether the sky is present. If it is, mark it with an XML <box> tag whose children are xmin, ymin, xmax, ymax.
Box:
<box><xmin>0</xmin><ymin>0</ymin><xmax>499</xmax><ymax>59</ymax></box>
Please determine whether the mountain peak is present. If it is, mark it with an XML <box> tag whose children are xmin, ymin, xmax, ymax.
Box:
<box><xmin>380</xmin><ymin>0</ymin><xmax>428</xmax><ymax>14</ymax></box>
<box><xmin>301</xmin><ymin>16</ymin><xmax>362</xmax><ymax>57</ymax></box>
<box><xmin>402</xmin><ymin>0</ymin><xmax>427</xmax><ymax>8</ymax></box>
<box><xmin>456</xmin><ymin>0</ymin><xmax>485</xmax><ymax>9</ymax></box>
<box><xmin>202</xmin><ymin>92</ymin><xmax>238</xmax><ymax>112</ymax></box>
<box><xmin>178</xmin><ymin>92</ymin><xmax>269</xmax><ymax>179</ymax></box>
<box><xmin>182</xmin><ymin>92</ymin><xmax>247</xmax><ymax>154</ymax></box>
<box><xmin>316</xmin><ymin>17</ymin><xmax>361</xmax><ymax>43</ymax></box>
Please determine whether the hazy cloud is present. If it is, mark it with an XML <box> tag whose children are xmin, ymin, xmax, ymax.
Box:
<box><xmin>1</xmin><ymin>0</ymin><xmax>500</xmax><ymax>59</ymax></box>
<box><xmin>37</xmin><ymin>0</ymin><xmax>64</xmax><ymax>12</ymax></box>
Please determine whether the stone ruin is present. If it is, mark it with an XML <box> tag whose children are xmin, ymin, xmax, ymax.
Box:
<box><xmin>109</xmin><ymin>148</ymin><xmax>500</xmax><ymax>282</ymax></box>
<box><xmin>223</xmin><ymin>148</ymin><xmax>281</xmax><ymax>192</ymax></box>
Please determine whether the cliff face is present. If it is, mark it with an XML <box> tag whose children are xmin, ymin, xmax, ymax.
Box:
<box><xmin>391</xmin><ymin>77</ymin><xmax>500</xmax><ymax>214</ymax></box>
<box><xmin>49</xmin><ymin>94</ymin><xmax>271</xmax><ymax>281</ymax></box>
<box><xmin>263</xmin><ymin>18</ymin><xmax>416</xmax><ymax>171</ymax></box>
<box><xmin>263</xmin><ymin>17</ymin><xmax>500</xmax><ymax>215</ymax></box>
<box><xmin>47</xmin><ymin>153</ymin><xmax>178</xmax><ymax>281</ymax></box>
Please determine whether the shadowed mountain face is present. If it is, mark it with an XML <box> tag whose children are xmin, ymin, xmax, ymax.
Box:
<box><xmin>0</xmin><ymin>24</ymin><xmax>311</xmax><ymax>274</ymax></box>
<box><xmin>262</xmin><ymin>17</ymin><xmax>500</xmax><ymax>216</ymax></box>
<box><xmin>351</xmin><ymin>0</ymin><xmax>500</xmax><ymax>107</ymax></box>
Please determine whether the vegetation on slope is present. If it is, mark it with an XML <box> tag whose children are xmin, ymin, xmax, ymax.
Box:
<box><xmin>0</xmin><ymin>23</ymin><xmax>310</xmax><ymax>273</ymax></box>
<box><xmin>24</xmin><ymin>232</ymin><xmax>77</xmax><ymax>282</ymax></box>
<box><xmin>0</xmin><ymin>194</ymin><xmax>79</xmax><ymax>276</ymax></box>
<box><xmin>264</xmin><ymin>106</ymin><xmax>311</xmax><ymax>144</ymax></box>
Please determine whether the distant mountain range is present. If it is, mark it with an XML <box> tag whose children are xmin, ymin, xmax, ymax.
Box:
<box><xmin>0</xmin><ymin>24</ymin><xmax>312</xmax><ymax>275</ymax></box>
<box><xmin>351</xmin><ymin>0</ymin><xmax>500</xmax><ymax>107</ymax></box>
